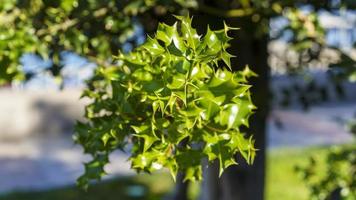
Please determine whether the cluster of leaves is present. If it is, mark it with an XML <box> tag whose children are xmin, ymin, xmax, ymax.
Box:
<box><xmin>1</xmin><ymin>0</ymin><xmax>354</xmax><ymax>85</ymax></box>
<box><xmin>75</xmin><ymin>16</ymin><xmax>257</xmax><ymax>189</ymax></box>
<box><xmin>0</xmin><ymin>0</ymin><xmax>43</xmax><ymax>84</ymax></box>
<box><xmin>0</xmin><ymin>0</ymin><xmax>203</xmax><ymax>85</ymax></box>
<box><xmin>296</xmin><ymin>145</ymin><xmax>356</xmax><ymax>200</ymax></box>
<box><xmin>284</xmin><ymin>8</ymin><xmax>325</xmax><ymax>53</ymax></box>
<box><xmin>269</xmin><ymin>7</ymin><xmax>328</xmax><ymax>75</ymax></box>
<box><xmin>329</xmin><ymin>46</ymin><xmax>356</xmax><ymax>83</ymax></box>
<box><xmin>0</xmin><ymin>0</ymin><xmax>154</xmax><ymax>84</ymax></box>
<box><xmin>270</xmin><ymin>6</ymin><xmax>355</xmax><ymax>112</ymax></box>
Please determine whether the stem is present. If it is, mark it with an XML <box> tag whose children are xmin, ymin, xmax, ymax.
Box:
<box><xmin>197</xmin><ymin>4</ymin><xmax>254</xmax><ymax>18</ymax></box>
<box><xmin>205</xmin><ymin>124</ymin><xmax>226</xmax><ymax>133</ymax></box>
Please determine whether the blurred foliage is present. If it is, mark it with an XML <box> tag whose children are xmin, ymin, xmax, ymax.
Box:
<box><xmin>75</xmin><ymin>16</ymin><xmax>257</xmax><ymax>189</ymax></box>
<box><xmin>293</xmin><ymin>43</ymin><xmax>356</xmax><ymax>200</ymax></box>
<box><xmin>0</xmin><ymin>0</ymin><xmax>188</xmax><ymax>84</ymax></box>
<box><xmin>266</xmin><ymin>147</ymin><xmax>332</xmax><ymax>200</ymax></box>
<box><xmin>1</xmin><ymin>0</ymin><xmax>355</xmax><ymax>85</ymax></box>
<box><xmin>280</xmin><ymin>8</ymin><xmax>327</xmax><ymax>73</ymax></box>
<box><xmin>296</xmin><ymin>123</ymin><xmax>356</xmax><ymax>200</ymax></box>
<box><xmin>296</xmin><ymin>145</ymin><xmax>356</xmax><ymax>200</ymax></box>
<box><xmin>330</xmin><ymin>47</ymin><xmax>356</xmax><ymax>83</ymax></box>
<box><xmin>0</xmin><ymin>0</ymin><xmax>133</xmax><ymax>84</ymax></box>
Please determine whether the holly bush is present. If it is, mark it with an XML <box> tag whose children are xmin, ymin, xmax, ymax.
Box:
<box><xmin>74</xmin><ymin>15</ymin><xmax>256</xmax><ymax>189</ymax></box>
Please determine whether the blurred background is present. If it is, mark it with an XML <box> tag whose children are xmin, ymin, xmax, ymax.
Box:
<box><xmin>0</xmin><ymin>1</ymin><xmax>355</xmax><ymax>200</ymax></box>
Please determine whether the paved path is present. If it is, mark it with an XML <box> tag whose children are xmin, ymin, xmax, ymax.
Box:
<box><xmin>0</xmin><ymin>136</ymin><xmax>133</xmax><ymax>194</ymax></box>
<box><xmin>268</xmin><ymin>102</ymin><xmax>355</xmax><ymax>148</ymax></box>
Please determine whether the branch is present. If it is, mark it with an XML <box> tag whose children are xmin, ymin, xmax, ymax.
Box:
<box><xmin>197</xmin><ymin>3</ymin><xmax>254</xmax><ymax>18</ymax></box>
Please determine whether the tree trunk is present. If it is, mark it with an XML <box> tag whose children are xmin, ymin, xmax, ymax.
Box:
<box><xmin>199</xmin><ymin>160</ymin><xmax>220</xmax><ymax>200</ymax></box>
<box><xmin>170</xmin><ymin>173</ymin><xmax>190</xmax><ymax>200</ymax></box>
<box><xmin>328</xmin><ymin>188</ymin><xmax>341</xmax><ymax>200</ymax></box>
<box><xmin>220</xmin><ymin>22</ymin><xmax>269</xmax><ymax>200</ymax></box>
<box><xmin>192</xmin><ymin>4</ymin><xmax>270</xmax><ymax>200</ymax></box>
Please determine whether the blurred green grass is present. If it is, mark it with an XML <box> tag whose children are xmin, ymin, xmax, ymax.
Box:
<box><xmin>0</xmin><ymin>147</ymin><xmax>330</xmax><ymax>200</ymax></box>
<box><xmin>265</xmin><ymin>147</ymin><xmax>328</xmax><ymax>200</ymax></box>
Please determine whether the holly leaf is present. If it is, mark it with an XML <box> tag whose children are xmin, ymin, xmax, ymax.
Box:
<box><xmin>203</xmin><ymin>132</ymin><xmax>237</xmax><ymax>176</ymax></box>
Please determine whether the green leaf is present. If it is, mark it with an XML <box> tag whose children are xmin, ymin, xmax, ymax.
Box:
<box><xmin>197</xmin><ymin>98</ymin><xmax>220</xmax><ymax>120</ymax></box>
<box><xmin>167</xmin><ymin>41</ymin><xmax>184</xmax><ymax>57</ymax></box>
<box><xmin>131</xmin><ymin>124</ymin><xmax>159</xmax><ymax>152</ymax></box>
<box><xmin>142</xmin><ymin>36</ymin><xmax>165</xmax><ymax>56</ymax></box>
<box><xmin>203</xmin><ymin>132</ymin><xmax>237</xmax><ymax>176</ymax></box>
<box><xmin>221</xmin><ymin>51</ymin><xmax>234</xmax><ymax>70</ymax></box>
<box><xmin>230</xmin><ymin>132</ymin><xmax>256</xmax><ymax>164</ymax></box>
<box><xmin>101</xmin><ymin>133</ymin><xmax>111</xmax><ymax>146</ymax></box>
<box><xmin>204</xmin><ymin>26</ymin><xmax>219</xmax><ymax>48</ymax></box>
<box><xmin>176</xmin><ymin>149</ymin><xmax>203</xmax><ymax>181</ymax></box>
<box><xmin>152</xmin><ymin>100</ymin><xmax>165</xmax><ymax>115</ymax></box>
<box><xmin>156</xmin><ymin>23</ymin><xmax>175</xmax><ymax>44</ymax></box>
<box><xmin>133</xmin><ymin>68</ymin><xmax>153</xmax><ymax>81</ymax></box>
<box><xmin>60</xmin><ymin>0</ymin><xmax>76</xmax><ymax>12</ymax></box>
<box><xmin>219</xmin><ymin>104</ymin><xmax>240</xmax><ymax>129</ymax></box>
<box><xmin>166</xmin><ymin>124</ymin><xmax>189</xmax><ymax>144</ymax></box>
<box><xmin>167</xmin><ymin>73</ymin><xmax>186</xmax><ymax>89</ymax></box>
<box><xmin>179</xmin><ymin>102</ymin><xmax>204</xmax><ymax>117</ymax></box>
<box><xmin>174</xmin><ymin>15</ymin><xmax>200</xmax><ymax>50</ymax></box>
